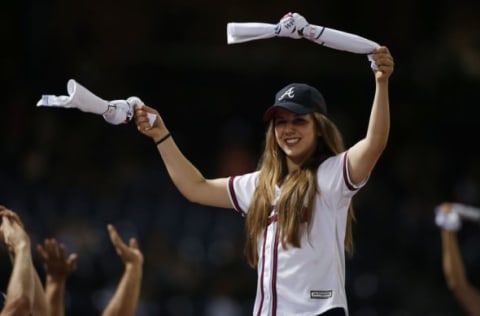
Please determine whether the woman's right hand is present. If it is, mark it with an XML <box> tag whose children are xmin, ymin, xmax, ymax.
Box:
<box><xmin>134</xmin><ymin>104</ymin><xmax>170</xmax><ymax>142</ymax></box>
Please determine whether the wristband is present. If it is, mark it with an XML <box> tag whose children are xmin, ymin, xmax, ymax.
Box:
<box><xmin>155</xmin><ymin>133</ymin><xmax>171</xmax><ymax>146</ymax></box>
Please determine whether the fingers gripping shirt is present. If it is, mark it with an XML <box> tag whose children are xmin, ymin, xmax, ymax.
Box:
<box><xmin>227</xmin><ymin>151</ymin><xmax>367</xmax><ymax>316</ymax></box>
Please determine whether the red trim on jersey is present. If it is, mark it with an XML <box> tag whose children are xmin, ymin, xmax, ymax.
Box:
<box><xmin>271</xmin><ymin>227</ymin><xmax>280</xmax><ymax>315</ymax></box>
<box><xmin>267</xmin><ymin>214</ymin><xmax>277</xmax><ymax>225</ymax></box>
<box><xmin>228</xmin><ymin>176</ymin><xmax>246</xmax><ymax>215</ymax></box>
<box><xmin>342</xmin><ymin>151</ymin><xmax>357</xmax><ymax>191</ymax></box>
<box><xmin>256</xmin><ymin>228</ymin><xmax>268</xmax><ymax>316</ymax></box>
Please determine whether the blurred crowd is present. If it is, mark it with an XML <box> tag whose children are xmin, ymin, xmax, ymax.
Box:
<box><xmin>2</xmin><ymin>0</ymin><xmax>480</xmax><ymax>315</ymax></box>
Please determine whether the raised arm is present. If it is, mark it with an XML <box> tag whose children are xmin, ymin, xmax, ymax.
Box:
<box><xmin>0</xmin><ymin>211</ymin><xmax>35</xmax><ymax>316</ymax></box>
<box><xmin>134</xmin><ymin>106</ymin><xmax>233</xmax><ymax>208</ymax></box>
<box><xmin>101</xmin><ymin>224</ymin><xmax>143</xmax><ymax>316</ymax></box>
<box><xmin>347</xmin><ymin>46</ymin><xmax>394</xmax><ymax>185</ymax></box>
<box><xmin>437</xmin><ymin>203</ymin><xmax>480</xmax><ymax>316</ymax></box>
<box><xmin>0</xmin><ymin>207</ymin><xmax>48</xmax><ymax>316</ymax></box>
<box><xmin>37</xmin><ymin>238</ymin><xmax>78</xmax><ymax>316</ymax></box>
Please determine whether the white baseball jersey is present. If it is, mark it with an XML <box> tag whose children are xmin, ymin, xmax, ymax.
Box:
<box><xmin>227</xmin><ymin>151</ymin><xmax>366</xmax><ymax>316</ymax></box>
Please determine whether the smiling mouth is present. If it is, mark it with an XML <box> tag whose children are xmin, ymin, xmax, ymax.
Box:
<box><xmin>285</xmin><ymin>138</ymin><xmax>300</xmax><ymax>144</ymax></box>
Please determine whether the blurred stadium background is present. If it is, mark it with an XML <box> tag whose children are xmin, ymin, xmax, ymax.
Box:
<box><xmin>1</xmin><ymin>0</ymin><xmax>480</xmax><ymax>315</ymax></box>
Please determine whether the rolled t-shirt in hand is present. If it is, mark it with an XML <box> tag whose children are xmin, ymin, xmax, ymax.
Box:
<box><xmin>435</xmin><ymin>207</ymin><xmax>461</xmax><ymax>232</ymax></box>
<box><xmin>450</xmin><ymin>203</ymin><xmax>480</xmax><ymax>223</ymax></box>
<box><xmin>37</xmin><ymin>79</ymin><xmax>109</xmax><ymax>115</ymax></box>
<box><xmin>227</xmin><ymin>22</ymin><xmax>277</xmax><ymax>44</ymax></box>
<box><xmin>226</xmin><ymin>12</ymin><xmax>380</xmax><ymax>69</ymax></box>
<box><xmin>37</xmin><ymin>79</ymin><xmax>156</xmax><ymax>126</ymax></box>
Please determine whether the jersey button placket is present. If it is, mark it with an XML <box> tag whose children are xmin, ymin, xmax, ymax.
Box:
<box><xmin>263</xmin><ymin>219</ymin><xmax>277</xmax><ymax>314</ymax></box>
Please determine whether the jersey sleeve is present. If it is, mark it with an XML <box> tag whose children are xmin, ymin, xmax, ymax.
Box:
<box><xmin>227</xmin><ymin>171</ymin><xmax>260</xmax><ymax>216</ymax></box>
<box><xmin>228</xmin><ymin>171</ymin><xmax>259</xmax><ymax>215</ymax></box>
<box><xmin>317</xmin><ymin>151</ymin><xmax>368</xmax><ymax>201</ymax></box>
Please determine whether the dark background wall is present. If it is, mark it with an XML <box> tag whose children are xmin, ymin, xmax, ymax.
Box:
<box><xmin>1</xmin><ymin>0</ymin><xmax>480</xmax><ymax>315</ymax></box>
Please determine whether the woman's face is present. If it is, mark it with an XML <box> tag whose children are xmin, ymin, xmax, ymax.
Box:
<box><xmin>273</xmin><ymin>108</ymin><xmax>317</xmax><ymax>167</ymax></box>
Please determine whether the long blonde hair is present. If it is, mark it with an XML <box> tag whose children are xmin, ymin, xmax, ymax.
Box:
<box><xmin>244</xmin><ymin>112</ymin><xmax>356</xmax><ymax>268</ymax></box>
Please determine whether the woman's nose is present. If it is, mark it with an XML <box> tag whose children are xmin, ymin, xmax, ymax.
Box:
<box><xmin>284</xmin><ymin>121</ymin><xmax>295</xmax><ymax>133</ymax></box>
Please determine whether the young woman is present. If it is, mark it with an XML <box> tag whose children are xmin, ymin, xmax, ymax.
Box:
<box><xmin>134</xmin><ymin>46</ymin><xmax>394</xmax><ymax>316</ymax></box>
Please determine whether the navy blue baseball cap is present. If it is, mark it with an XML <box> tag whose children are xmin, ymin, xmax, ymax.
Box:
<box><xmin>263</xmin><ymin>83</ymin><xmax>327</xmax><ymax>121</ymax></box>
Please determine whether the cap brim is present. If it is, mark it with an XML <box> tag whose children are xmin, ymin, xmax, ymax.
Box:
<box><xmin>263</xmin><ymin>103</ymin><xmax>314</xmax><ymax>121</ymax></box>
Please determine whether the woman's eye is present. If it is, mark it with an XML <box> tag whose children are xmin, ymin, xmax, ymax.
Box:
<box><xmin>293</xmin><ymin>118</ymin><xmax>307</xmax><ymax>125</ymax></box>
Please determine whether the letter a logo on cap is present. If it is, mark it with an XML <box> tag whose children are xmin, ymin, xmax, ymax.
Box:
<box><xmin>278</xmin><ymin>87</ymin><xmax>295</xmax><ymax>101</ymax></box>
